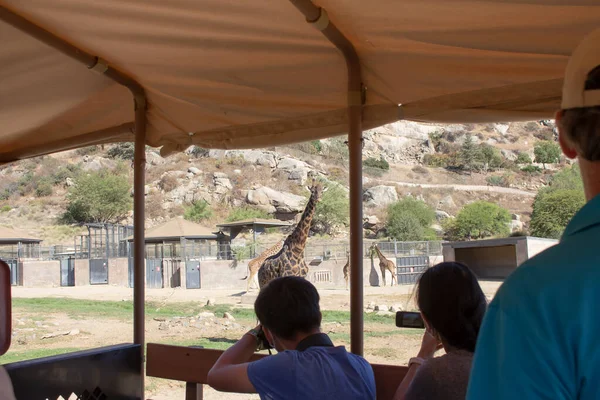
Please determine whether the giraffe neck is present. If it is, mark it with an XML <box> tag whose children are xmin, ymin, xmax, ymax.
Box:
<box><xmin>375</xmin><ymin>246</ymin><xmax>387</xmax><ymax>262</ymax></box>
<box><xmin>286</xmin><ymin>190</ymin><xmax>318</xmax><ymax>253</ymax></box>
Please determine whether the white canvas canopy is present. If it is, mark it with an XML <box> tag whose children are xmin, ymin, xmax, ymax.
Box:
<box><xmin>2</xmin><ymin>1</ymin><xmax>599</xmax><ymax>163</ymax></box>
<box><xmin>2</xmin><ymin>0</ymin><xmax>600</xmax><ymax>367</ymax></box>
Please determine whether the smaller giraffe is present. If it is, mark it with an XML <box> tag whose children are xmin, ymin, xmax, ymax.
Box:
<box><xmin>241</xmin><ymin>240</ymin><xmax>284</xmax><ymax>292</ymax></box>
<box><xmin>370</xmin><ymin>243</ymin><xmax>397</xmax><ymax>287</ymax></box>
<box><xmin>342</xmin><ymin>251</ymin><xmax>350</xmax><ymax>291</ymax></box>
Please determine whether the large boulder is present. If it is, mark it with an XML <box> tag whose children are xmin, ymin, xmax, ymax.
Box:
<box><xmin>363</xmin><ymin>186</ymin><xmax>398</xmax><ymax>208</ymax></box>
<box><xmin>246</xmin><ymin>187</ymin><xmax>306</xmax><ymax>214</ymax></box>
<box><xmin>81</xmin><ymin>157</ymin><xmax>116</xmax><ymax>172</ymax></box>
<box><xmin>230</xmin><ymin>150</ymin><xmax>277</xmax><ymax>168</ymax></box>
<box><xmin>501</xmin><ymin>149</ymin><xmax>517</xmax><ymax>161</ymax></box>
<box><xmin>213</xmin><ymin>172</ymin><xmax>233</xmax><ymax>194</ymax></box>
<box><xmin>276</xmin><ymin>157</ymin><xmax>314</xmax><ymax>184</ymax></box>
<box><xmin>435</xmin><ymin>210</ymin><xmax>451</xmax><ymax>222</ymax></box>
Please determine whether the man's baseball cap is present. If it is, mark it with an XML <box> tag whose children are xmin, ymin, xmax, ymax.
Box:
<box><xmin>561</xmin><ymin>27</ymin><xmax>600</xmax><ymax>110</ymax></box>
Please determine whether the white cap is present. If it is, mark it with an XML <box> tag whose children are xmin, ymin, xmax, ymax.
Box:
<box><xmin>561</xmin><ymin>28</ymin><xmax>600</xmax><ymax>110</ymax></box>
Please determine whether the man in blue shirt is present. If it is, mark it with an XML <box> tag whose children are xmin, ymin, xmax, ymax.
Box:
<box><xmin>208</xmin><ymin>276</ymin><xmax>376</xmax><ymax>399</ymax></box>
<box><xmin>467</xmin><ymin>27</ymin><xmax>600</xmax><ymax>400</ymax></box>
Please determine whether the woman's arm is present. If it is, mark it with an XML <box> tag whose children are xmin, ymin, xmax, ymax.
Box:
<box><xmin>393</xmin><ymin>330</ymin><xmax>441</xmax><ymax>400</ymax></box>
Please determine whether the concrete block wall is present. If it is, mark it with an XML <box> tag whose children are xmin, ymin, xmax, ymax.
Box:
<box><xmin>108</xmin><ymin>258</ymin><xmax>129</xmax><ymax>286</ymax></box>
<box><xmin>22</xmin><ymin>261</ymin><xmax>60</xmax><ymax>287</ymax></box>
<box><xmin>74</xmin><ymin>259</ymin><xmax>89</xmax><ymax>286</ymax></box>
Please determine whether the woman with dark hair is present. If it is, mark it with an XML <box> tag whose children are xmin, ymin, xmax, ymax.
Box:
<box><xmin>393</xmin><ymin>262</ymin><xmax>487</xmax><ymax>400</ymax></box>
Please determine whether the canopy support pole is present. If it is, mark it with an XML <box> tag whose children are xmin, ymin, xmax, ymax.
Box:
<box><xmin>287</xmin><ymin>1</ymin><xmax>364</xmax><ymax>355</ymax></box>
<box><xmin>0</xmin><ymin>5</ymin><xmax>147</xmax><ymax>397</ymax></box>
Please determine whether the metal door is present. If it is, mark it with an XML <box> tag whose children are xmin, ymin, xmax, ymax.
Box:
<box><xmin>90</xmin><ymin>259</ymin><xmax>109</xmax><ymax>285</ymax></box>
<box><xmin>146</xmin><ymin>259</ymin><xmax>163</xmax><ymax>289</ymax></box>
<box><xmin>185</xmin><ymin>261</ymin><xmax>200</xmax><ymax>289</ymax></box>
<box><xmin>396</xmin><ymin>256</ymin><xmax>429</xmax><ymax>285</ymax></box>
<box><xmin>60</xmin><ymin>258</ymin><xmax>75</xmax><ymax>287</ymax></box>
<box><xmin>128</xmin><ymin>256</ymin><xmax>134</xmax><ymax>288</ymax></box>
<box><xmin>3</xmin><ymin>259</ymin><xmax>18</xmax><ymax>286</ymax></box>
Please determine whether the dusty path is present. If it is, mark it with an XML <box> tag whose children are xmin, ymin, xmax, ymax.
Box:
<box><xmin>375</xmin><ymin>179</ymin><xmax>536</xmax><ymax>197</ymax></box>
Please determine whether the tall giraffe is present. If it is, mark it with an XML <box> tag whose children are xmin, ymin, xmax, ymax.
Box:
<box><xmin>343</xmin><ymin>251</ymin><xmax>350</xmax><ymax>291</ymax></box>
<box><xmin>370</xmin><ymin>243</ymin><xmax>397</xmax><ymax>287</ymax></box>
<box><xmin>241</xmin><ymin>240</ymin><xmax>285</xmax><ymax>292</ymax></box>
<box><xmin>258</xmin><ymin>180</ymin><xmax>324</xmax><ymax>289</ymax></box>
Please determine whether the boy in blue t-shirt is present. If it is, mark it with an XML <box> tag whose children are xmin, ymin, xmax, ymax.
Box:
<box><xmin>208</xmin><ymin>276</ymin><xmax>376</xmax><ymax>400</ymax></box>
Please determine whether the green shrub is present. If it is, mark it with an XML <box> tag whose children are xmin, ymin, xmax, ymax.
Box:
<box><xmin>323</xmin><ymin>137</ymin><xmax>349</xmax><ymax>162</ymax></box>
<box><xmin>534</xmin><ymin>140</ymin><xmax>561</xmax><ymax>168</ymax></box>
<box><xmin>0</xmin><ymin>205</ymin><xmax>11</xmax><ymax>212</ymax></box>
<box><xmin>386</xmin><ymin>197</ymin><xmax>436</xmax><ymax>241</ymax></box>
<box><xmin>51</xmin><ymin>164</ymin><xmax>82</xmax><ymax>185</ymax></box>
<box><xmin>61</xmin><ymin>170</ymin><xmax>132</xmax><ymax>223</ymax></box>
<box><xmin>107</xmin><ymin>143</ymin><xmax>135</xmax><ymax>160</ymax></box>
<box><xmin>310</xmin><ymin>140</ymin><xmax>323</xmax><ymax>153</ymax></box>
<box><xmin>444</xmin><ymin>201</ymin><xmax>511</xmax><ymax>240</ymax></box>
<box><xmin>486</xmin><ymin>173</ymin><xmax>514</xmax><ymax>188</ymax></box>
<box><xmin>313</xmin><ymin>182</ymin><xmax>349</xmax><ymax>235</ymax></box>
<box><xmin>521</xmin><ymin>165</ymin><xmax>542</xmax><ymax>174</ymax></box>
<box><xmin>364</xmin><ymin>157</ymin><xmax>390</xmax><ymax>171</ymax></box>
<box><xmin>183</xmin><ymin>200</ymin><xmax>213</xmax><ymax>223</ymax></box>
<box><xmin>530</xmin><ymin>189</ymin><xmax>585</xmax><ymax>239</ymax></box>
<box><xmin>423</xmin><ymin>154</ymin><xmax>450</xmax><ymax>168</ymax></box>
<box><xmin>159</xmin><ymin>174</ymin><xmax>179</xmax><ymax>192</ymax></box>
<box><xmin>524</xmin><ymin>121</ymin><xmax>539</xmax><ymax>132</ymax></box>
<box><xmin>529</xmin><ymin>165</ymin><xmax>585</xmax><ymax>238</ymax></box>
<box><xmin>190</xmin><ymin>146</ymin><xmax>210</xmax><ymax>158</ymax></box>
<box><xmin>34</xmin><ymin>177</ymin><xmax>54</xmax><ymax>197</ymax></box>
<box><xmin>225</xmin><ymin>206</ymin><xmax>271</xmax><ymax>223</ymax></box>
<box><xmin>516</xmin><ymin>152</ymin><xmax>532</xmax><ymax>164</ymax></box>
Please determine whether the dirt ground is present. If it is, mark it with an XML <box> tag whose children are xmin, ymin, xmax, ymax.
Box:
<box><xmin>5</xmin><ymin>282</ymin><xmax>502</xmax><ymax>399</ymax></box>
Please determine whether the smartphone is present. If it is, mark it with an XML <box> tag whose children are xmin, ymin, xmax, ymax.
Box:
<box><xmin>395</xmin><ymin>311</ymin><xmax>425</xmax><ymax>329</ymax></box>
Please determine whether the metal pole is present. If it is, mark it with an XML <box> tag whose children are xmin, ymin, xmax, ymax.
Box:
<box><xmin>133</xmin><ymin>92</ymin><xmax>147</xmax><ymax>397</ymax></box>
<box><xmin>287</xmin><ymin>0</ymin><xmax>365</xmax><ymax>355</ymax></box>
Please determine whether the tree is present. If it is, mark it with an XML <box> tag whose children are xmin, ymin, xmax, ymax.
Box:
<box><xmin>530</xmin><ymin>189</ymin><xmax>585</xmax><ymax>239</ymax></box>
<box><xmin>516</xmin><ymin>152</ymin><xmax>532</xmax><ymax>165</ymax></box>
<box><xmin>312</xmin><ymin>182</ymin><xmax>349</xmax><ymax>235</ymax></box>
<box><xmin>226</xmin><ymin>206</ymin><xmax>271</xmax><ymax>222</ymax></box>
<box><xmin>444</xmin><ymin>201</ymin><xmax>510</xmax><ymax>240</ymax></box>
<box><xmin>184</xmin><ymin>200</ymin><xmax>213</xmax><ymax>223</ymax></box>
<box><xmin>460</xmin><ymin>134</ymin><xmax>478</xmax><ymax>172</ymax></box>
<box><xmin>107</xmin><ymin>143</ymin><xmax>135</xmax><ymax>160</ymax></box>
<box><xmin>529</xmin><ymin>164</ymin><xmax>585</xmax><ymax>238</ymax></box>
<box><xmin>61</xmin><ymin>170</ymin><xmax>131</xmax><ymax>223</ymax></box>
<box><xmin>386</xmin><ymin>197</ymin><xmax>436</xmax><ymax>241</ymax></box>
<box><xmin>534</xmin><ymin>140</ymin><xmax>561</xmax><ymax>168</ymax></box>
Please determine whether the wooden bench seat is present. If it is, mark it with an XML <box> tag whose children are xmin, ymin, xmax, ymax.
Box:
<box><xmin>147</xmin><ymin>343</ymin><xmax>407</xmax><ymax>400</ymax></box>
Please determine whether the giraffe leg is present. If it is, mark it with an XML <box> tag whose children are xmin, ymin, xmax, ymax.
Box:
<box><xmin>380</xmin><ymin>265</ymin><xmax>386</xmax><ymax>287</ymax></box>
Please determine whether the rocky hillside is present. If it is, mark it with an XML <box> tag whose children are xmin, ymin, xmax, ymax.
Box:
<box><xmin>0</xmin><ymin>120</ymin><xmax>565</xmax><ymax>245</ymax></box>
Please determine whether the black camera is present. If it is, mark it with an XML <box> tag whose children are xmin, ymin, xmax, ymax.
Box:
<box><xmin>255</xmin><ymin>327</ymin><xmax>273</xmax><ymax>351</ymax></box>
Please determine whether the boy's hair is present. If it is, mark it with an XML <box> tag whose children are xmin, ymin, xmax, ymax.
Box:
<box><xmin>560</xmin><ymin>65</ymin><xmax>600</xmax><ymax>161</ymax></box>
<box><xmin>254</xmin><ymin>276</ymin><xmax>321</xmax><ymax>340</ymax></box>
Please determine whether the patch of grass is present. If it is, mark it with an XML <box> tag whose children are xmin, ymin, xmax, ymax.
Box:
<box><xmin>0</xmin><ymin>347</ymin><xmax>81</xmax><ymax>364</ymax></box>
<box><xmin>371</xmin><ymin>347</ymin><xmax>397</xmax><ymax>359</ymax></box>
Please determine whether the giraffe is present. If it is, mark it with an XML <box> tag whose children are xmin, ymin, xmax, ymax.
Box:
<box><xmin>370</xmin><ymin>243</ymin><xmax>397</xmax><ymax>286</ymax></box>
<box><xmin>257</xmin><ymin>180</ymin><xmax>324</xmax><ymax>289</ymax></box>
<box><xmin>343</xmin><ymin>251</ymin><xmax>350</xmax><ymax>291</ymax></box>
<box><xmin>241</xmin><ymin>240</ymin><xmax>285</xmax><ymax>292</ymax></box>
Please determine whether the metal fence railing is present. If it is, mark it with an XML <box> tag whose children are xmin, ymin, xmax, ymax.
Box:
<box><xmin>2</xmin><ymin>240</ymin><xmax>442</xmax><ymax>263</ymax></box>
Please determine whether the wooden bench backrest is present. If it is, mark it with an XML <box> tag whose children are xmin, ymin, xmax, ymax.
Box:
<box><xmin>147</xmin><ymin>343</ymin><xmax>406</xmax><ymax>400</ymax></box>
<box><xmin>0</xmin><ymin>260</ymin><xmax>11</xmax><ymax>356</ymax></box>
